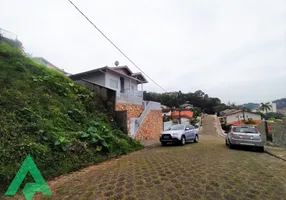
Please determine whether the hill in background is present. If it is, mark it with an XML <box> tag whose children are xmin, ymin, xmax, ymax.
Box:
<box><xmin>273</xmin><ymin>98</ymin><xmax>286</xmax><ymax>109</ymax></box>
<box><xmin>242</xmin><ymin>102</ymin><xmax>259</xmax><ymax>110</ymax></box>
<box><xmin>242</xmin><ymin>98</ymin><xmax>286</xmax><ymax>110</ymax></box>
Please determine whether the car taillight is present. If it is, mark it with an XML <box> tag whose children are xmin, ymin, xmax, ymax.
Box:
<box><xmin>230</xmin><ymin>126</ymin><xmax>235</xmax><ymax>135</ymax></box>
<box><xmin>231</xmin><ymin>126</ymin><xmax>235</xmax><ymax>132</ymax></box>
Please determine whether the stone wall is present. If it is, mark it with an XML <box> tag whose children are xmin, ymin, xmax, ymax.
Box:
<box><xmin>136</xmin><ymin>110</ymin><xmax>163</xmax><ymax>140</ymax></box>
<box><xmin>116</xmin><ymin>103</ymin><xmax>144</xmax><ymax>135</ymax></box>
<box><xmin>257</xmin><ymin>118</ymin><xmax>286</xmax><ymax>147</ymax></box>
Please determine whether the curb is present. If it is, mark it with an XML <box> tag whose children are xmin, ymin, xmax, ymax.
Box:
<box><xmin>265</xmin><ymin>150</ymin><xmax>286</xmax><ymax>162</ymax></box>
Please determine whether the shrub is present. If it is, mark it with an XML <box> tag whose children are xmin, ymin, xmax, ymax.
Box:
<box><xmin>243</xmin><ymin>118</ymin><xmax>256</xmax><ymax>124</ymax></box>
<box><xmin>189</xmin><ymin>118</ymin><xmax>199</xmax><ymax>125</ymax></box>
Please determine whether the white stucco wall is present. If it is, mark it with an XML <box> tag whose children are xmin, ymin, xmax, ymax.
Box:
<box><xmin>105</xmin><ymin>71</ymin><xmax>140</xmax><ymax>98</ymax></box>
<box><xmin>83</xmin><ymin>72</ymin><xmax>105</xmax><ymax>86</ymax></box>
<box><xmin>130</xmin><ymin>80</ymin><xmax>138</xmax><ymax>91</ymax></box>
<box><xmin>226</xmin><ymin>112</ymin><xmax>261</xmax><ymax>124</ymax></box>
<box><xmin>162</xmin><ymin>111</ymin><xmax>171</xmax><ymax>116</ymax></box>
<box><xmin>123</xmin><ymin>78</ymin><xmax>137</xmax><ymax>91</ymax></box>
<box><xmin>181</xmin><ymin>118</ymin><xmax>189</xmax><ymax>124</ymax></box>
<box><xmin>272</xmin><ymin>103</ymin><xmax>277</xmax><ymax>113</ymax></box>
<box><xmin>105</xmin><ymin>71</ymin><xmax>121</xmax><ymax>97</ymax></box>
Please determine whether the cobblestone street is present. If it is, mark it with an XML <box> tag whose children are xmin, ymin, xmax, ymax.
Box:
<box><xmin>9</xmin><ymin>116</ymin><xmax>286</xmax><ymax>200</ymax></box>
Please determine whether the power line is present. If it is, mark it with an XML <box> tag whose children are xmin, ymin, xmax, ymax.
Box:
<box><xmin>68</xmin><ymin>0</ymin><xmax>167</xmax><ymax>92</ymax></box>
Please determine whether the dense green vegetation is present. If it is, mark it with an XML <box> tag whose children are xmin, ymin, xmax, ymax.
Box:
<box><xmin>264</xmin><ymin>112</ymin><xmax>285</xmax><ymax>120</ymax></box>
<box><xmin>242</xmin><ymin>102</ymin><xmax>259</xmax><ymax>110</ymax></box>
<box><xmin>144</xmin><ymin>90</ymin><xmax>229</xmax><ymax>114</ymax></box>
<box><xmin>0</xmin><ymin>42</ymin><xmax>142</xmax><ymax>190</ymax></box>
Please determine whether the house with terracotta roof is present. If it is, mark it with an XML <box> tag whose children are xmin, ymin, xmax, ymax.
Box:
<box><xmin>162</xmin><ymin>108</ymin><xmax>172</xmax><ymax>117</ymax></box>
<box><xmin>172</xmin><ymin>109</ymin><xmax>194</xmax><ymax>124</ymax></box>
<box><xmin>221</xmin><ymin>109</ymin><xmax>262</xmax><ymax>125</ymax></box>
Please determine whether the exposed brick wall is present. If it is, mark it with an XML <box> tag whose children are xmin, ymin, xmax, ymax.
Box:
<box><xmin>136</xmin><ymin>110</ymin><xmax>163</xmax><ymax>140</ymax></box>
<box><xmin>116</xmin><ymin>103</ymin><xmax>144</xmax><ymax>135</ymax></box>
<box><xmin>116</xmin><ymin>103</ymin><xmax>143</xmax><ymax>118</ymax></box>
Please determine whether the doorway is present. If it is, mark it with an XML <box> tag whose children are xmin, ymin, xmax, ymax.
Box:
<box><xmin>120</xmin><ymin>77</ymin><xmax>124</xmax><ymax>92</ymax></box>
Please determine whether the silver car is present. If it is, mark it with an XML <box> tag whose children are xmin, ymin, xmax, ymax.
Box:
<box><xmin>160</xmin><ymin>124</ymin><xmax>199</xmax><ymax>146</ymax></box>
<box><xmin>225</xmin><ymin>125</ymin><xmax>264</xmax><ymax>152</ymax></box>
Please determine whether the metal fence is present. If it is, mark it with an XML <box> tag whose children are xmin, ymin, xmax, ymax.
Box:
<box><xmin>257</xmin><ymin>118</ymin><xmax>286</xmax><ymax>147</ymax></box>
<box><xmin>0</xmin><ymin>28</ymin><xmax>23</xmax><ymax>50</ymax></box>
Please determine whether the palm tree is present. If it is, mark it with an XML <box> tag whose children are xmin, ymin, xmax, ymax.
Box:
<box><xmin>260</xmin><ymin>102</ymin><xmax>271</xmax><ymax>113</ymax></box>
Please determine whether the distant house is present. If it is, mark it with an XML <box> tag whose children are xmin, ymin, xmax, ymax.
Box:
<box><xmin>70</xmin><ymin>65</ymin><xmax>148</xmax><ymax>105</ymax></box>
<box><xmin>221</xmin><ymin>109</ymin><xmax>262</xmax><ymax>125</ymax></box>
<box><xmin>220</xmin><ymin>109</ymin><xmax>238</xmax><ymax>116</ymax></box>
<box><xmin>161</xmin><ymin>105</ymin><xmax>170</xmax><ymax>109</ymax></box>
<box><xmin>33</xmin><ymin>57</ymin><xmax>70</xmax><ymax>76</ymax></box>
<box><xmin>180</xmin><ymin>103</ymin><xmax>193</xmax><ymax>109</ymax></box>
<box><xmin>172</xmin><ymin>109</ymin><xmax>193</xmax><ymax>124</ymax></box>
<box><xmin>162</xmin><ymin>108</ymin><xmax>171</xmax><ymax>117</ymax></box>
<box><xmin>162</xmin><ymin>107</ymin><xmax>194</xmax><ymax>123</ymax></box>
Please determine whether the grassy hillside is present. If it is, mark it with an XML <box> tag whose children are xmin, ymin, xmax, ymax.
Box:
<box><xmin>0</xmin><ymin>42</ymin><xmax>142</xmax><ymax>190</ymax></box>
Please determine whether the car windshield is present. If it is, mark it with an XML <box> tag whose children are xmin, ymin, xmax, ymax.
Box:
<box><xmin>170</xmin><ymin>124</ymin><xmax>185</xmax><ymax>130</ymax></box>
<box><xmin>233</xmin><ymin>127</ymin><xmax>258</xmax><ymax>133</ymax></box>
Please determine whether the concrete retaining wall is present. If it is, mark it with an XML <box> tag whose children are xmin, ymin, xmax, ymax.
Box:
<box><xmin>116</xmin><ymin>103</ymin><xmax>144</xmax><ymax>136</ymax></box>
<box><xmin>136</xmin><ymin>110</ymin><xmax>163</xmax><ymax>140</ymax></box>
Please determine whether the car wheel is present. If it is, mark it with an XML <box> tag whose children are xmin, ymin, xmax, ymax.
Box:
<box><xmin>181</xmin><ymin>136</ymin><xmax>186</xmax><ymax>146</ymax></box>
<box><xmin>194</xmin><ymin>135</ymin><xmax>199</xmax><ymax>143</ymax></box>
<box><xmin>258</xmin><ymin>146</ymin><xmax>264</xmax><ymax>152</ymax></box>
<box><xmin>161</xmin><ymin>142</ymin><xmax>167</xmax><ymax>146</ymax></box>
<box><xmin>228</xmin><ymin>140</ymin><xmax>234</xmax><ymax>149</ymax></box>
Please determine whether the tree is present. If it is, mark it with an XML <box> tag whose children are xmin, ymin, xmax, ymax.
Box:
<box><xmin>259</xmin><ymin>102</ymin><xmax>271</xmax><ymax>113</ymax></box>
<box><xmin>143</xmin><ymin>90</ymin><xmax>224</xmax><ymax>114</ymax></box>
<box><xmin>265</xmin><ymin>112</ymin><xmax>285</xmax><ymax>120</ymax></box>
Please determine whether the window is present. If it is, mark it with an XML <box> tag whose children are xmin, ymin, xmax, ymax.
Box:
<box><xmin>233</xmin><ymin>127</ymin><xmax>258</xmax><ymax>134</ymax></box>
<box><xmin>110</xmin><ymin>79</ymin><xmax>118</xmax><ymax>89</ymax></box>
<box><xmin>120</xmin><ymin>77</ymin><xmax>124</xmax><ymax>92</ymax></box>
<box><xmin>170</xmin><ymin>124</ymin><xmax>185</xmax><ymax>130</ymax></box>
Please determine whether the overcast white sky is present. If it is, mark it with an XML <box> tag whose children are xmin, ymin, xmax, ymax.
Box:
<box><xmin>1</xmin><ymin>0</ymin><xmax>285</xmax><ymax>104</ymax></box>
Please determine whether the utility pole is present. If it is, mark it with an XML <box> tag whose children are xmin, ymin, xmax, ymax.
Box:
<box><xmin>178</xmin><ymin>91</ymin><xmax>181</xmax><ymax>124</ymax></box>
<box><xmin>242</xmin><ymin>107</ymin><xmax>245</xmax><ymax>122</ymax></box>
